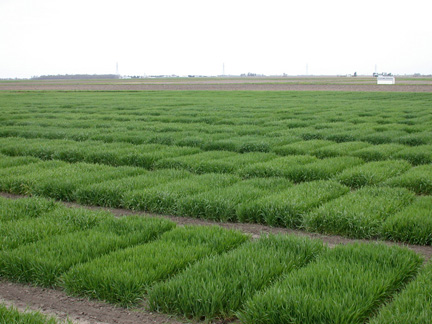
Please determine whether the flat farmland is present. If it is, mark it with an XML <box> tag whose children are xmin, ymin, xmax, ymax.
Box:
<box><xmin>1</xmin><ymin>76</ymin><xmax>432</xmax><ymax>91</ymax></box>
<box><xmin>1</xmin><ymin>90</ymin><xmax>431</xmax><ymax>242</ymax></box>
<box><xmin>1</xmin><ymin>89</ymin><xmax>432</xmax><ymax>323</ymax></box>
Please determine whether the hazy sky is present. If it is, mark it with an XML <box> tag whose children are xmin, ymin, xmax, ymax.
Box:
<box><xmin>1</xmin><ymin>0</ymin><xmax>431</xmax><ymax>78</ymax></box>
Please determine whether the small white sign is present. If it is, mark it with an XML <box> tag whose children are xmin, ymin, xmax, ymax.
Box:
<box><xmin>377</xmin><ymin>76</ymin><xmax>395</xmax><ymax>85</ymax></box>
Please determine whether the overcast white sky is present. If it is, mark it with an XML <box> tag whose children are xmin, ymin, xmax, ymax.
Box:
<box><xmin>1</xmin><ymin>0</ymin><xmax>431</xmax><ymax>78</ymax></box>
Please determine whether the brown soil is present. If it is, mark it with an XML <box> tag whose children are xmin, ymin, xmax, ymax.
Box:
<box><xmin>1</xmin><ymin>82</ymin><xmax>432</xmax><ymax>92</ymax></box>
<box><xmin>1</xmin><ymin>191</ymin><xmax>432</xmax><ymax>324</ymax></box>
<box><xmin>0</xmin><ymin>281</ymin><xmax>185</xmax><ymax>324</ymax></box>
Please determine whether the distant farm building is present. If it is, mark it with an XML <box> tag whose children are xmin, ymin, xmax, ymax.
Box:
<box><xmin>377</xmin><ymin>75</ymin><xmax>395</xmax><ymax>85</ymax></box>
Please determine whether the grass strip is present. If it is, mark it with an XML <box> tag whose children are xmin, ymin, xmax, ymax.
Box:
<box><xmin>381</xmin><ymin>196</ymin><xmax>432</xmax><ymax>245</ymax></box>
<box><xmin>351</xmin><ymin>143</ymin><xmax>406</xmax><ymax>161</ymax></box>
<box><xmin>62</xmin><ymin>226</ymin><xmax>248</xmax><ymax>306</ymax></box>
<box><xmin>238</xmin><ymin>242</ymin><xmax>423</xmax><ymax>324</ymax></box>
<box><xmin>304</xmin><ymin>186</ymin><xmax>415</xmax><ymax>239</ymax></box>
<box><xmin>312</xmin><ymin>141</ymin><xmax>371</xmax><ymax>158</ymax></box>
<box><xmin>238</xmin><ymin>155</ymin><xmax>317</xmax><ymax>178</ymax></box>
<box><xmin>273</xmin><ymin>139</ymin><xmax>335</xmax><ymax>156</ymax></box>
<box><xmin>335</xmin><ymin>160</ymin><xmax>411</xmax><ymax>188</ymax></box>
<box><xmin>361</xmin><ymin>130</ymin><xmax>408</xmax><ymax>145</ymax></box>
<box><xmin>0</xmin><ymin>215</ymin><xmax>175</xmax><ymax>286</ymax></box>
<box><xmin>0</xmin><ymin>303</ymin><xmax>65</xmax><ymax>324</ymax></box>
<box><xmin>0</xmin><ymin>206</ymin><xmax>111</xmax><ymax>251</ymax></box>
<box><xmin>0</xmin><ymin>153</ymin><xmax>40</xmax><ymax>168</ymax></box>
<box><xmin>75</xmin><ymin>169</ymin><xmax>191</xmax><ymax>207</ymax></box>
<box><xmin>394</xmin><ymin>145</ymin><xmax>432</xmax><ymax>165</ymax></box>
<box><xmin>155</xmin><ymin>151</ymin><xmax>238</xmax><ymax>174</ymax></box>
<box><xmin>159</xmin><ymin>151</ymin><xmax>276</xmax><ymax>174</ymax></box>
<box><xmin>385</xmin><ymin>164</ymin><xmax>432</xmax><ymax>195</ymax></box>
<box><xmin>0</xmin><ymin>136</ymin><xmax>201</xmax><ymax>168</ymax></box>
<box><xmin>0</xmin><ymin>196</ymin><xmax>58</xmax><ymax>222</ymax></box>
<box><xmin>237</xmin><ymin>180</ymin><xmax>349</xmax><ymax>227</ymax></box>
<box><xmin>5</xmin><ymin>162</ymin><xmax>143</xmax><ymax>201</ymax></box>
<box><xmin>200</xmin><ymin>135</ymin><xmax>280</xmax><ymax>153</ymax></box>
<box><xmin>148</xmin><ymin>234</ymin><xmax>325</xmax><ymax>320</ymax></box>
<box><xmin>289</xmin><ymin>156</ymin><xmax>364</xmax><ymax>182</ymax></box>
<box><xmin>394</xmin><ymin>131</ymin><xmax>432</xmax><ymax>146</ymax></box>
<box><xmin>0</xmin><ymin>160</ymin><xmax>68</xmax><ymax>192</ymax></box>
<box><xmin>370</xmin><ymin>261</ymin><xmax>432</xmax><ymax>324</ymax></box>
<box><xmin>123</xmin><ymin>173</ymin><xmax>239</xmax><ymax>214</ymax></box>
<box><xmin>177</xmin><ymin>177</ymin><xmax>293</xmax><ymax>221</ymax></box>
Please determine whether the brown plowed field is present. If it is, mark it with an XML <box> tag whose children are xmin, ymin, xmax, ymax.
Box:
<box><xmin>1</xmin><ymin>77</ymin><xmax>432</xmax><ymax>92</ymax></box>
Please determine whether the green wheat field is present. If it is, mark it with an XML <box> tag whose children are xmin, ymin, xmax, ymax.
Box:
<box><xmin>0</xmin><ymin>90</ymin><xmax>431</xmax><ymax>323</ymax></box>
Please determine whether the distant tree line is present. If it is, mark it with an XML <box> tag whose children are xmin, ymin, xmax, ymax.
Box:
<box><xmin>31</xmin><ymin>74</ymin><xmax>120</xmax><ymax>80</ymax></box>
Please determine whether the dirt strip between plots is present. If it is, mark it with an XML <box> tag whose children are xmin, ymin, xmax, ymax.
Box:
<box><xmin>1</xmin><ymin>192</ymin><xmax>431</xmax><ymax>324</ymax></box>
<box><xmin>0</xmin><ymin>283</ymin><xmax>185</xmax><ymax>324</ymax></box>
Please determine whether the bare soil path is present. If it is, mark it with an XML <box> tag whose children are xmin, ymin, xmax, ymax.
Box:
<box><xmin>0</xmin><ymin>281</ymin><xmax>185</xmax><ymax>324</ymax></box>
